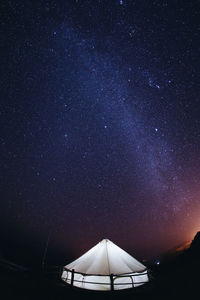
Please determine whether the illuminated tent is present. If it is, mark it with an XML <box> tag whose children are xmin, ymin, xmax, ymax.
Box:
<box><xmin>61</xmin><ymin>239</ymin><xmax>149</xmax><ymax>291</ymax></box>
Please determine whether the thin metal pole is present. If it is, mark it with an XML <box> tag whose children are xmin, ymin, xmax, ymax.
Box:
<box><xmin>42</xmin><ymin>230</ymin><xmax>51</xmax><ymax>272</ymax></box>
<box><xmin>41</xmin><ymin>178</ymin><xmax>56</xmax><ymax>271</ymax></box>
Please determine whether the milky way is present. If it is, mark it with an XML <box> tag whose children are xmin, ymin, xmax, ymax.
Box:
<box><xmin>1</xmin><ymin>1</ymin><xmax>200</xmax><ymax>263</ymax></box>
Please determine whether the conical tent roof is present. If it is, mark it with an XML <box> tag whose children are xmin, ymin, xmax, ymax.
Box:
<box><xmin>65</xmin><ymin>239</ymin><xmax>146</xmax><ymax>275</ymax></box>
<box><xmin>62</xmin><ymin>239</ymin><xmax>149</xmax><ymax>290</ymax></box>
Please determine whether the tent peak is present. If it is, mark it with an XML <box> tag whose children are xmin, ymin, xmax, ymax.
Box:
<box><xmin>101</xmin><ymin>238</ymin><xmax>113</xmax><ymax>243</ymax></box>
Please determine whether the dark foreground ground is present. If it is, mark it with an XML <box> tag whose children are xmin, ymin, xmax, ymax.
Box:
<box><xmin>0</xmin><ymin>247</ymin><xmax>199</xmax><ymax>300</ymax></box>
<box><xmin>3</xmin><ymin>231</ymin><xmax>200</xmax><ymax>300</ymax></box>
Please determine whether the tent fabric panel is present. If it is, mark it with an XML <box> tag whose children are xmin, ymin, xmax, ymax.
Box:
<box><xmin>65</xmin><ymin>239</ymin><xmax>146</xmax><ymax>275</ymax></box>
<box><xmin>62</xmin><ymin>271</ymin><xmax>111</xmax><ymax>290</ymax></box>
<box><xmin>66</xmin><ymin>243</ymin><xmax>101</xmax><ymax>274</ymax></box>
<box><xmin>113</xmin><ymin>275</ymin><xmax>133</xmax><ymax>290</ymax></box>
<box><xmin>133</xmin><ymin>271</ymin><xmax>149</xmax><ymax>287</ymax></box>
<box><xmin>106</xmin><ymin>240</ymin><xmax>146</xmax><ymax>274</ymax></box>
<box><xmin>66</xmin><ymin>241</ymin><xmax>111</xmax><ymax>275</ymax></box>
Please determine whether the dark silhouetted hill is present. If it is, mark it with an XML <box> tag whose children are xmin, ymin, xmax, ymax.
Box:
<box><xmin>189</xmin><ymin>231</ymin><xmax>200</xmax><ymax>254</ymax></box>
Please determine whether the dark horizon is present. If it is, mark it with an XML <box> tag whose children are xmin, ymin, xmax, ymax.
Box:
<box><xmin>0</xmin><ymin>220</ymin><xmax>193</xmax><ymax>269</ymax></box>
<box><xmin>1</xmin><ymin>0</ymin><xmax>200</xmax><ymax>265</ymax></box>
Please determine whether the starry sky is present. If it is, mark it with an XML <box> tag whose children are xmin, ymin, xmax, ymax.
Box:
<box><xmin>1</xmin><ymin>0</ymin><xmax>200</xmax><ymax>265</ymax></box>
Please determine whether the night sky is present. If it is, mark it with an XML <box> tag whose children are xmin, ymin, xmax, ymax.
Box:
<box><xmin>1</xmin><ymin>0</ymin><xmax>200</xmax><ymax>265</ymax></box>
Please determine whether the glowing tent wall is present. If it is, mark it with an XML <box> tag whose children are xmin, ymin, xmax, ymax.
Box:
<box><xmin>61</xmin><ymin>239</ymin><xmax>149</xmax><ymax>291</ymax></box>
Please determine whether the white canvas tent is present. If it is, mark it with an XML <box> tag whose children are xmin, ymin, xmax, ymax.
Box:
<box><xmin>61</xmin><ymin>239</ymin><xmax>149</xmax><ymax>291</ymax></box>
